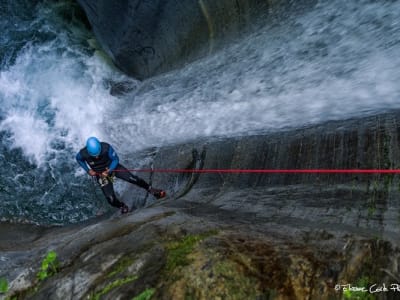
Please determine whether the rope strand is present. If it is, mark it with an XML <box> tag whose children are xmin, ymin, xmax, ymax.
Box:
<box><xmin>107</xmin><ymin>169</ymin><xmax>400</xmax><ymax>174</ymax></box>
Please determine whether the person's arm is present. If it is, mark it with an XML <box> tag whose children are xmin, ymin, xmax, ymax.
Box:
<box><xmin>76</xmin><ymin>152</ymin><xmax>90</xmax><ymax>173</ymax></box>
<box><xmin>107</xmin><ymin>145</ymin><xmax>119</xmax><ymax>173</ymax></box>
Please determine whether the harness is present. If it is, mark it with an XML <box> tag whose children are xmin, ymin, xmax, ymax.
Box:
<box><xmin>98</xmin><ymin>173</ymin><xmax>115</xmax><ymax>187</ymax></box>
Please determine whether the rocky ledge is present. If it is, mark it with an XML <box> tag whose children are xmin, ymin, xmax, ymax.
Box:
<box><xmin>1</xmin><ymin>112</ymin><xmax>400</xmax><ymax>299</ymax></box>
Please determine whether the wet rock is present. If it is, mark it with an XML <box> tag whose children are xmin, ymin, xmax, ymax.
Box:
<box><xmin>149</xmin><ymin>112</ymin><xmax>400</xmax><ymax>242</ymax></box>
<box><xmin>75</xmin><ymin>0</ymin><xmax>269</xmax><ymax>79</ymax></box>
<box><xmin>2</xmin><ymin>112</ymin><xmax>400</xmax><ymax>299</ymax></box>
<box><xmin>2</xmin><ymin>211</ymin><xmax>398</xmax><ymax>299</ymax></box>
<box><xmin>105</xmin><ymin>79</ymin><xmax>138</xmax><ymax>96</ymax></box>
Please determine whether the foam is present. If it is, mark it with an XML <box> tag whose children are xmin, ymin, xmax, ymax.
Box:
<box><xmin>1</xmin><ymin>0</ymin><xmax>400</xmax><ymax>167</ymax></box>
<box><xmin>0</xmin><ymin>41</ymin><xmax>121</xmax><ymax>165</ymax></box>
<box><xmin>1</xmin><ymin>112</ymin><xmax>49</xmax><ymax>164</ymax></box>
<box><xmin>107</xmin><ymin>0</ymin><xmax>400</xmax><ymax>155</ymax></box>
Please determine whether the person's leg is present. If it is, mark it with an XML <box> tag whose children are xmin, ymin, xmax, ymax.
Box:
<box><xmin>114</xmin><ymin>164</ymin><xmax>166</xmax><ymax>199</ymax></box>
<box><xmin>99</xmin><ymin>177</ymin><xmax>129</xmax><ymax>212</ymax></box>
<box><xmin>114</xmin><ymin>164</ymin><xmax>150</xmax><ymax>189</ymax></box>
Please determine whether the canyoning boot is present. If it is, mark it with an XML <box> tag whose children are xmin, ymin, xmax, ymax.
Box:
<box><xmin>120</xmin><ymin>203</ymin><xmax>129</xmax><ymax>214</ymax></box>
<box><xmin>148</xmin><ymin>187</ymin><xmax>166</xmax><ymax>199</ymax></box>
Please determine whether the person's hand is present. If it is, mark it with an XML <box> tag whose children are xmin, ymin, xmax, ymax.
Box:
<box><xmin>101</xmin><ymin>168</ymin><xmax>109</xmax><ymax>178</ymax></box>
<box><xmin>88</xmin><ymin>169</ymin><xmax>97</xmax><ymax>176</ymax></box>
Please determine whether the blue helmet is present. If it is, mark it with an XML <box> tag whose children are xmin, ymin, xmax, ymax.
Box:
<box><xmin>86</xmin><ymin>137</ymin><xmax>101</xmax><ymax>156</ymax></box>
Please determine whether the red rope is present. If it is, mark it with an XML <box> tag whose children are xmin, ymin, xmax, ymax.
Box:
<box><xmin>111</xmin><ymin>169</ymin><xmax>400</xmax><ymax>174</ymax></box>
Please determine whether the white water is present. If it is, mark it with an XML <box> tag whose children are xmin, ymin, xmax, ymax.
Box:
<box><xmin>1</xmin><ymin>0</ymin><xmax>400</xmax><ymax>225</ymax></box>
<box><xmin>0</xmin><ymin>44</ymin><xmax>121</xmax><ymax>165</ymax></box>
<box><xmin>2</xmin><ymin>0</ymin><xmax>400</xmax><ymax>169</ymax></box>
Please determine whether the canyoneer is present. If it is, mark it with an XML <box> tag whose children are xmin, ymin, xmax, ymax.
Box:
<box><xmin>76</xmin><ymin>137</ymin><xmax>166</xmax><ymax>213</ymax></box>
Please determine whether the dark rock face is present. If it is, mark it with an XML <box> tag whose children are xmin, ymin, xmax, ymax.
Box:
<box><xmin>150</xmin><ymin>112</ymin><xmax>400</xmax><ymax>241</ymax></box>
<box><xmin>76</xmin><ymin>0</ymin><xmax>268</xmax><ymax>79</ymax></box>
<box><xmin>2</xmin><ymin>112</ymin><xmax>400</xmax><ymax>299</ymax></box>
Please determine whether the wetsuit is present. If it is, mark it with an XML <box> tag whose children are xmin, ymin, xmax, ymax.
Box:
<box><xmin>76</xmin><ymin>142</ymin><xmax>150</xmax><ymax>208</ymax></box>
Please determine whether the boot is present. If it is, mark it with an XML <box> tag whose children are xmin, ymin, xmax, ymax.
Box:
<box><xmin>120</xmin><ymin>203</ymin><xmax>129</xmax><ymax>214</ymax></box>
<box><xmin>148</xmin><ymin>187</ymin><xmax>166</xmax><ymax>199</ymax></box>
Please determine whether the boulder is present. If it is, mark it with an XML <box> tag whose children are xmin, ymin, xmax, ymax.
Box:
<box><xmin>76</xmin><ymin>0</ymin><xmax>268</xmax><ymax>79</ymax></box>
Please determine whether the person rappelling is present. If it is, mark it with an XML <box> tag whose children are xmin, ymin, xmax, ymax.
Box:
<box><xmin>76</xmin><ymin>137</ymin><xmax>166</xmax><ymax>214</ymax></box>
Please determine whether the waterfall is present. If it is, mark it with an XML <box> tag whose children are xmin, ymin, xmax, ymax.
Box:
<box><xmin>1</xmin><ymin>0</ymin><xmax>400</xmax><ymax>224</ymax></box>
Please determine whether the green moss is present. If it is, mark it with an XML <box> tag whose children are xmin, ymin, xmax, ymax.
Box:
<box><xmin>165</xmin><ymin>231</ymin><xmax>218</xmax><ymax>272</ymax></box>
<box><xmin>213</xmin><ymin>260</ymin><xmax>259</xmax><ymax>299</ymax></box>
<box><xmin>176</xmin><ymin>250</ymin><xmax>260</xmax><ymax>300</ymax></box>
<box><xmin>132</xmin><ymin>288</ymin><xmax>155</xmax><ymax>300</ymax></box>
<box><xmin>87</xmin><ymin>255</ymin><xmax>142</xmax><ymax>300</ymax></box>
<box><xmin>37</xmin><ymin>251</ymin><xmax>59</xmax><ymax>281</ymax></box>
<box><xmin>166</xmin><ymin>235</ymin><xmax>202</xmax><ymax>272</ymax></box>
<box><xmin>0</xmin><ymin>277</ymin><xmax>8</xmax><ymax>293</ymax></box>
<box><xmin>90</xmin><ymin>275</ymin><xmax>138</xmax><ymax>300</ymax></box>
<box><xmin>107</xmin><ymin>256</ymin><xmax>136</xmax><ymax>278</ymax></box>
<box><xmin>343</xmin><ymin>276</ymin><xmax>376</xmax><ymax>300</ymax></box>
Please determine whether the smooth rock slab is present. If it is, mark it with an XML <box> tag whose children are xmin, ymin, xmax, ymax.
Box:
<box><xmin>76</xmin><ymin>0</ymin><xmax>269</xmax><ymax>79</ymax></box>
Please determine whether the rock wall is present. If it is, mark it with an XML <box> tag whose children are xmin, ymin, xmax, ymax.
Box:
<box><xmin>151</xmin><ymin>112</ymin><xmax>400</xmax><ymax>188</ymax></box>
<box><xmin>2</xmin><ymin>208</ymin><xmax>399</xmax><ymax>299</ymax></box>
<box><xmin>146</xmin><ymin>112</ymin><xmax>400</xmax><ymax>242</ymax></box>
<box><xmin>2</xmin><ymin>112</ymin><xmax>400</xmax><ymax>299</ymax></box>
<box><xmin>75</xmin><ymin>0</ymin><xmax>269</xmax><ymax>79</ymax></box>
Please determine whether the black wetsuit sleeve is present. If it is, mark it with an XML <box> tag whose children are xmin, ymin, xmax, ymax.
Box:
<box><xmin>76</xmin><ymin>152</ymin><xmax>89</xmax><ymax>172</ymax></box>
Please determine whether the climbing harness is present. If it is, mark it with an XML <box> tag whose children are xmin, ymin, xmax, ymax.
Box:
<box><xmin>98</xmin><ymin>174</ymin><xmax>115</xmax><ymax>187</ymax></box>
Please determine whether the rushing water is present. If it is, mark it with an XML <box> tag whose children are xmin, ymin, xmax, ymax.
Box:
<box><xmin>1</xmin><ymin>0</ymin><xmax>400</xmax><ymax>224</ymax></box>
